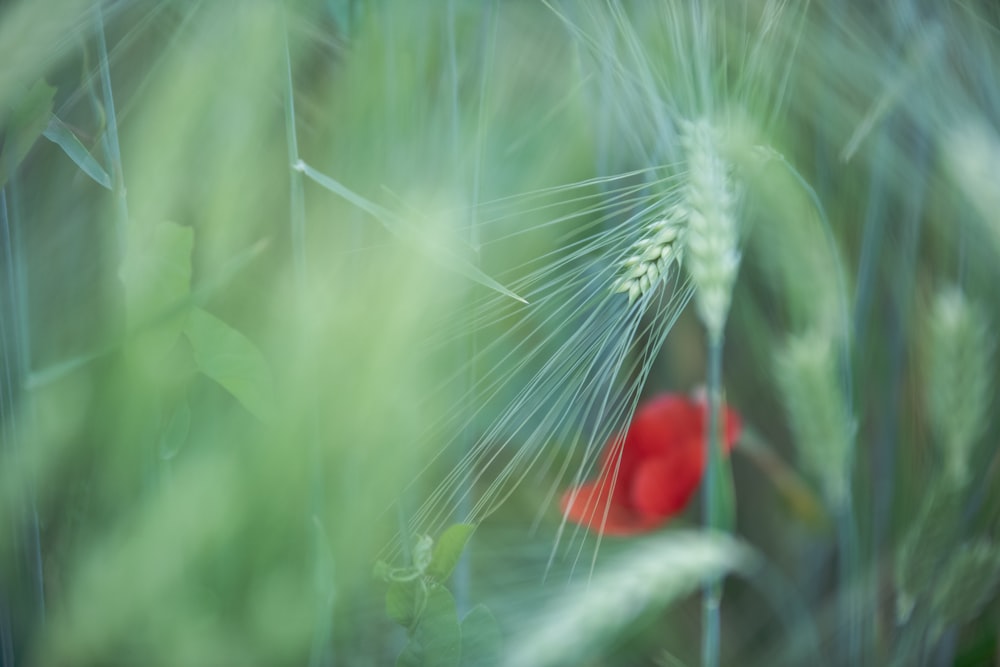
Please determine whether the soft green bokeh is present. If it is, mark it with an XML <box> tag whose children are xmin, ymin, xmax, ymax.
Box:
<box><xmin>1</xmin><ymin>1</ymin><xmax>999</xmax><ymax>665</ymax></box>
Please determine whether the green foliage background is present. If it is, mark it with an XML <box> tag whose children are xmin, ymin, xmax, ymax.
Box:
<box><xmin>1</xmin><ymin>1</ymin><xmax>1000</xmax><ymax>665</ymax></box>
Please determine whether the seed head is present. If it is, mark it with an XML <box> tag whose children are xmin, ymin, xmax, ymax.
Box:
<box><xmin>681</xmin><ymin>119</ymin><xmax>741</xmax><ymax>339</ymax></box>
<box><xmin>612</xmin><ymin>205</ymin><xmax>687</xmax><ymax>304</ymax></box>
<box><xmin>926</xmin><ymin>287</ymin><xmax>994</xmax><ymax>487</ymax></box>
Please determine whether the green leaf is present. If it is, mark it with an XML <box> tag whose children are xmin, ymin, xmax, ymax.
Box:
<box><xmin>119</xmin><ymin>220</ymin><xmax>194</xmax><ymax>354</ymax></box>
<box><xmin>427</xmin><ymin>523</ymin><xmax>475</xmax><ymax>582</ymax></box>
<box><xmin>386</xmin><ymin>579</ymin><xmax>425</xmax><ymax>629</ymax></box>
<box><xmin>397</xmin><ymin>585</ymin><xmax>461</xmax><ymax>667</ymax></box>
<box><xmin>460</xmin><ymin>605</ymin><xmax>501</xmax><ymax>667</ymax></box>
<box><xmin>503</xmin><ymin>531</ymin><xmax>755</xmax><ymax>667</ymax></box>
<box><xmin>43</xmin><ymin>114</ymin><xmax>112</xmax><ymax>189</ymax></box>
<box><xmin>0</xmin><ymin>78</ymin><xmax>55</xmax><ymax>187</ymax></box>
<box><xmin>184</xmin><ymin>308</ymin><xmax>276</xmax><ymax>423</ymax></box>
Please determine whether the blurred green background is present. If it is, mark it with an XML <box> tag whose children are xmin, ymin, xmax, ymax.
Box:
<box><xmin>1</xmin><ymin>1</ymin><xmax>1000</xmax><ymax>665</ymax></box>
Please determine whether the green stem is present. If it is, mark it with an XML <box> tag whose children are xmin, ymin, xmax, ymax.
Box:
<box><xmin>839</xmin><ymin>489</ymin><xmax>860</xmax><ymax>665</ymax></box>
<box><xmin>282</xmin><ymin>12</ymin><xmax>332</xmax><ymax>666</ymax></box>
<box><xmin>702</xmin><ymin>331</ymin><xmax>725</xmax><ymax>667</ymax></box>
<box><xmin>283</xmin><ymin>19</ymin><xmax>306</xmax><ymax>285</ymax></box>
<box><xmin>448</xmin><ymin>0</ymin><xmax>469</xmax><ymax>618</ymax></box>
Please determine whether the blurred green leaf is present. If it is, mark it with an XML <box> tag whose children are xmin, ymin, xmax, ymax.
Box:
<box><xmin>0</xmin><ymin>78</ymin><xmax>55</xmax><ymax>187</ymax></box>
<box><xmin>397</xmin><ymin>585</ymin><xmax>461</xmax><ymax>667</ymax></box>
<box><xmin>502</xmin><ymin>532</ymin><xmax>755</xmax><ymax>667</ymax></box>
<box><xmin>120</xmin><ymin>220</ymin><xmax>194</xmax><ymax>355</ymax></box>
<box><xmin>43</xmin><ymin>113</ymin><xmax>112</xmax><ymax>189</ymax></box>
<box><xmin>427</xmin><ymin>524</ymin><xmax>475</xmax><ymax>582</ymax></box>
<box><xmin>460</xmin><ymin>604</ymin><xmax>501</xmax><ymax>667</ymax></box>
<box><xmin>386</xmin><ymin>579</ymin><xmax>426</xmax><ymax>629</ymax></box>
<box><xmin>184</xmin><ymin>308</ymin><xmax>276</xmax><ymax>423</ymax></box>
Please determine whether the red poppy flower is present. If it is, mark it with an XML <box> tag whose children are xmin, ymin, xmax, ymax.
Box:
<box><xmin>560</xmin><ymin>392</ymin><xmax>742</xmax><ymax>536</ymax></box>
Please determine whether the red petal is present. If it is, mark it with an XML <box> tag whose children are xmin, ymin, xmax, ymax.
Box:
<box><xmin>556</xmin><ymin>392</ymin><xmax>744</xmax><ymax>537</ymax></box>
<box><xmin>627</xmin><ymin>394</ymin><xmax>702</xmax><ymax>457</ymax></box>
<box><xmin>560</xmin><ymin>482</ymin><xmax>660</xmax><ymax>536</ymax></box>
<box><xmin>723</xmin><ymin>406</ymin><xmax>742</xmax><ymax>451</ymax></box>
<box><xmin>629</xmin><ymin>437</ymin><xmax>705</xmax><ymax>520</ymax></box>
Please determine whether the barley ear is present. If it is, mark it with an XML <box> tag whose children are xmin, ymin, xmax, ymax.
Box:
<box><xmin>774</xmin><ymin>331</ymin><xmax>853</xmax><ymax>510</ymax></box>
<box><xmin>925</xmin><ymin>287</ymin><xmax>994</xmax><ymax>488</ymax></box>
<box><xmin>894</xmin><ymin>481</ymin><xmax>963</xmax><ymax>623</ymax></box>
<box><xmin>612</xmin><ymin>205</ymin><xmax>687</xmax><ymax>304</ymax></box>
<box><xmin>928</xmin><ymin>540</ymin><xmax>1000</xmax><ymax>639</ymax></box>
<box><xmin>682</xmin><ymin>119</ymin><xmax>741</xmax><ymax>339</ymax></box>
<box><xmin>945</xmin><ymin>120</ymin><xmax>1000</xmax><ymax>249</ymax></box>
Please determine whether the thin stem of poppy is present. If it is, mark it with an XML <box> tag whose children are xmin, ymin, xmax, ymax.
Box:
<box><xmin>702</xmin><ymin>331</ymin><xmax>725</xmax><ymax>667</ymax></box>
<box><xmin>738</xmin><ymin>427</ymin><xmax>829</xmax><ymax>529</ymax></box>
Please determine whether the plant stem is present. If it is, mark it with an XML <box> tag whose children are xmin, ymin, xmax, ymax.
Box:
<box><xmin>449</xmin><ymin>0</ymin><xmax>470</xmax><ymax>618</ymax></box>
<box><xmin>702</xmin><ymin>331</ymin><xmax>725</xmax><ymax>667</ymax></box>
<box><xmin>283</xmin><ymin>22</ymin><xmax>306</xmax><ymax>286</ymax></box>
<box><xmin>283</xmin><ymin>13</ymin><xmax>334</xmax><ymax>666</ymax></box>
<box><xmin>839</xmin><ymin>491</ymin><xmax>860</xmax><ymax>666</ymax></box>
<box><xmin>1</xmin><ymin>183</ymin><xmax>46</xmax><ymax>662</ymax></box>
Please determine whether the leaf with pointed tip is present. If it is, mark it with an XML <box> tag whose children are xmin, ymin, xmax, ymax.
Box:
<box><xmin>184</xmin><ymin>308</ymin><xmax>276</xmax><ymax>423</ymax></box>
<box><xmin>43</xmin><ymin>114</ymin><xmax>112</xmax><ymax>189</ymax></box>
<box><xmin>427</xmin><ymin>523</ymin><xmax>475</xmax><ymax>582</ymax></box>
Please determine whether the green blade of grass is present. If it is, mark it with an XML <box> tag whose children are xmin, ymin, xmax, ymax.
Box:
<box><xmin>43</xmin><ymin>114</ymin><xmax>111</xmax><ymax>189</ymax></box>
